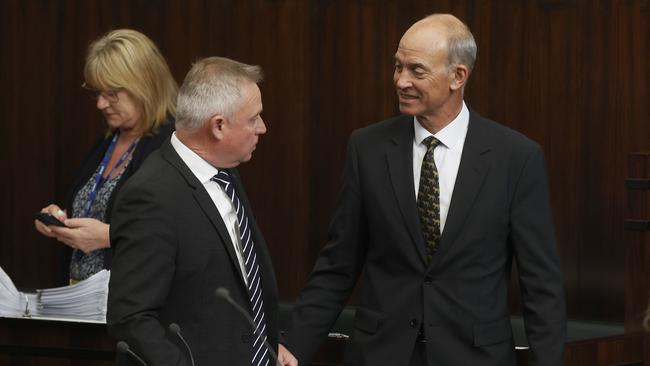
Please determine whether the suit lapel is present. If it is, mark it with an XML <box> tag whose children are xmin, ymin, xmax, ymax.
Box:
<box><xmin>160</xmin><ymin>140</ymin><xmax>247</xmax><ymax>289</ymax></box>
<box><xmin>429</xmin><ymin>112</ymin><xmax>491</xmax><ymax>269</ymax></box>
<box><xmin>386</xmin><ymin>116</ymin><xmax>427</xmax><ymax>262</ymax></box>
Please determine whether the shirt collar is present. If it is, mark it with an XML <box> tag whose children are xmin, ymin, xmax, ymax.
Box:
<box><xmin>413</xmin><ymin>101</ymin><xmax>469</xmax><ymax>149</ymax></box>
<box><xmin>170</xmin><ymin>132</ymin><xmax>220</xmax><ymax>184</ymax></box>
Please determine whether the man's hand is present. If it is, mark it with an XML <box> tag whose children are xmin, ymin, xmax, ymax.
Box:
<box><xmin>278</xmin><ymin>344</ymin><xmax>298</xmax><ymax>366</ymax></box>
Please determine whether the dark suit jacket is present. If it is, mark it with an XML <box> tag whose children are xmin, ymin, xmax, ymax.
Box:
<box><xmin>59</xmin><ymin>120</ymin><xmax>175</xmax><ymax>281</ymax></box>
<box><xmin>285</xmin><ymin>111</ymin><xmax>566</xmax><ymax>366</ymax></box>
<box><xmin>107</xmin><ymin>139</ymin><xmax>279</xmax><ymax>366</ymax></box>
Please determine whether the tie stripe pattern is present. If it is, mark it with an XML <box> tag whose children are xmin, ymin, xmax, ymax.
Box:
<box><xmin>417</xmin><ymin>136</ymin><xmax>442</xmax><ymax>263</ymax></box>
<box><xmin>212</xmin><ymin>171</ymin><xmax>270</xmax><ymax>366</ymax></box>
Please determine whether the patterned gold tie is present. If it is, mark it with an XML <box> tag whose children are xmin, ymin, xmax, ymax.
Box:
<box><xmin>417</xmin><ymin>136</ymin><xmax>442</xmax><ymax>263</ymax></box>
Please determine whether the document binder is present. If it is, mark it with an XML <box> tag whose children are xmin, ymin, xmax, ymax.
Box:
<box><xmin>0</xmin><ymin>266</ymin><xmax>109</xmax><ymax>323</ymax></box>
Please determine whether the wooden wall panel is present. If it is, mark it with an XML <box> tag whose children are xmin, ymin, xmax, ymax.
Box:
<box><xmin>565</xmin><ymin>333</ymin><xmax>644</xmax><ymax>366</ymax></box>
<box><xmin>305</xmin><ymin>0</ymin><xmax>402</xmax><ymax>264</ymax></box>
<box><xmin>1</xmin><ymin>0</ymin><xmax>649</xmax><ymax>327</ymax></box>
<box><xmin>625</xmin><ymin>153</ymin><xmax>650</xmax><ymax>334</ymax></box>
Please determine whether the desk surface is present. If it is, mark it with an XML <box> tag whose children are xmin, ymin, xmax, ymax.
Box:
<box><xmin>0</xmin><ymin>316</ymin><xmax>113</xmax><ymax>364</ymax></box>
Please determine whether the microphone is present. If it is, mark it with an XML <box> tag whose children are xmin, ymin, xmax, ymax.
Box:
<box><xmin>168</xmin><ymin>323</ymin><xmax>196</xmax><ymax>366</ymax></box>
<box><xmin>116</xmin><ymin>341</ymin><xmax>148</xmax><ymax>366</ymax></box>
<box><xmin>215</xmin><ymin>287</ymin><xmax>279</xmax><ymax>364</ymax></box>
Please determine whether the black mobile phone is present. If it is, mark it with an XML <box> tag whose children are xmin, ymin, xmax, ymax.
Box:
<box><xmin>34</xmin><ymin>212</ymin><xmax>66</xmax><ymax>227</ymax></box>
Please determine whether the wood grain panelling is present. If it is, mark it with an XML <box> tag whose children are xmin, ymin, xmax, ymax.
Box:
<box><xmin>306</xmin><ymin>0</ymin><xmax>401</xmax><ymax>264</ymax></box>
<box><xmin>565</xmin><ymin>333</ymin><xmax>644</xmax><ymax>366</ymax></box>
<box><xmin>1</xmin><ymin>0</ymin><xmax>649</xmax><ymax>326</ymax></box>
<box><xmin>625</xmin><ymin>154</ymin><xmax>650</xmax><ymax>334</ymax></box>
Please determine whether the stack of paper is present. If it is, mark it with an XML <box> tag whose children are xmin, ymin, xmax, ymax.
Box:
<box><xmin>0</xmin><ymin>266</ymin><xmax>37</xmax><ymax>317</ymax></box>
<box><xmin>37</xmin><ymin>270</ymin><xmax>110</xmax><ymax>322</ymax></box>
<box><xmin>0</xmin><ymin>266</ymin><xmax>109</xmax><ymax>323</ymax></box>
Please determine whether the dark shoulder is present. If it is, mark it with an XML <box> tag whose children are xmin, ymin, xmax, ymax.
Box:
<box><xmin>468</xmin><ymin>111</ymin><xmax>541</xmax><ymax>154</ymax></box>
<box><xmin>349</xmin><ymin>115</ymin><xmax>412</xmax><ymax>146</ymax></box>
<box><xmin>125</xmin><ymin>140</ymin><xmax>197</xmax><ymax>196</ymax></box>
<box><xmin>127</xmin><ymin>147</ymin><xmax>177</xmax><ymax>188</ymax></box>
<box><xmin>153</xmin><ymin>118</ymin><xmax>176</xmax><ymax>139</ymax></box>
<box><xmin>131</xmin><ymin>119</ymin><xmax>175</xmax><ymax>168</ymax></box>
<box><xmin>353</xmin><ymin>115</ymin><xmax>409</xmax><ymax>136</ymax></box>
<box><xmin>142</xmin><ymin>118</ymin><xmax>175</xmax><ymax>149</ymax></box>
<box><xmin>465</xmin><ymin>111</ymin><xmax>548</xmax><ymax>182</ymax></box>
<box><xmin>112</xmin><ymin>149</ymin><xmax>187</xmax><ymax>221</ymax></box>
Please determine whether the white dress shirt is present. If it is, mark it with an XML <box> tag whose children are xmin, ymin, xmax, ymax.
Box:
<box><xmin>170</xmin><ymin>133</ymin><xmax>248</xmax><ymax>285</ymax></box>
<box><xmin>412</xmin><ymin>102</ymin><xmax>469</xmax><ymax>232</ymax></box>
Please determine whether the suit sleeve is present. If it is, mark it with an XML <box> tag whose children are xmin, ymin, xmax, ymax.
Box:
<box><xmin>284</xmin><ymin>132</ymin><xmax>368</xmax><ymax>364</ymax></box>
<box><xmin>107</xmin><ymin>181</ymin><xmax>188</xmax><ymax>366</ymax></box>
<box><xmin>510</xmin><ymin>144</ymin><xmax>567</xmax><ymax>366</ymax></box>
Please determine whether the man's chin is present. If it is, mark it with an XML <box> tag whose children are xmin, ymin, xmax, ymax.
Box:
<box><xmin>398</xmin><ymin>105</ymin><xmax>421</xmax><ymax>116</ymax></box>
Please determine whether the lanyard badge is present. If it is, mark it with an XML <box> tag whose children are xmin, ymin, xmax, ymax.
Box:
<box><xmin>82</xmin><ymin>131</ymin><xmax>140</xmax><ymax>218</ymax></box>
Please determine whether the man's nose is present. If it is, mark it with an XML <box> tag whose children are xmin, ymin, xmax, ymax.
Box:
<box><xmin>257</xmin><ymin>118</ymin><xmax>267</xmax><ymax>134</ymax></box>
<box><xmin>394</xmin><ymin>72</ymin><xmax>412</xmax><ymax>89</ymax></box>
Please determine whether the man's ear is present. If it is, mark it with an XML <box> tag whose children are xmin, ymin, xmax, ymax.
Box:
<box><xmin>210</xmin><ymin>114</ymin><xmax>227</xmax><ymax>140</ymax></box>
<box><xmin>450</xmin><ymin>64</ymin><xmax>469</xmax><ymax>91</ymax></box>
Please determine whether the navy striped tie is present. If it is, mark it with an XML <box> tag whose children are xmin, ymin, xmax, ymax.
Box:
<box><xmin>212</xmin><ymin>170</ymin><xmax>270</xmax><ymax>366</ymax></box>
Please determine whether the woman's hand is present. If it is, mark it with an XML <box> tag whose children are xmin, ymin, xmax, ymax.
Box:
<box><xmin>50</xmin><ymin>218</ymin><xmax>110</xmax><ymax>253</ymax></box>
<box><xmin>34</xmin><ymin>204</ymin><xmax>68</xmax><ymax>238</ymax></box>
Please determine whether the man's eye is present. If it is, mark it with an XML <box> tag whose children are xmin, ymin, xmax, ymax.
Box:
<box><xmin>413</xmin><ymin>69</ymin><xmax>426</xmax><ymax>77</ymax></box>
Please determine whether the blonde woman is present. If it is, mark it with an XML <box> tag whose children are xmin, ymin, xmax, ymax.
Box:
<box><xmin>34</xmin><ymin>29</ymin><xmax>177</xmax><ymax>283</ymax></box>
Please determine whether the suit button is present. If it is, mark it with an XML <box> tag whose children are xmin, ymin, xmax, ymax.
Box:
<box><xmin>424</xmin><ymin>276</ymin><xmax>433</xmax><ymax>284</ymax></box>
<box><xmin>410</xmin><ymin>319</ymin><xmax>418</xmax><ymax>328</ymax></box>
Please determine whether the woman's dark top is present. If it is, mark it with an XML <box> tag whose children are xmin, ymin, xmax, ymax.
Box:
<box><xmin>61</xmin><ymin>119</ymin><xmax>175</xmax><ymax>282</ymax></box>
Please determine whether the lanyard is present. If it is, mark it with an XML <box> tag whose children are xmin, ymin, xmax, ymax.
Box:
<box><xmin>82</xmin><ymin>131</ymin><xmax>140</xmax><ymax>217</ymax></box>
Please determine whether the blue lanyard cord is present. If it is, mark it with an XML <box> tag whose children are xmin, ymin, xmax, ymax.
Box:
<box><xmin>82</xmin><ymin>131</ymin><xmax>140</xmax><ymax>218</ymax></box>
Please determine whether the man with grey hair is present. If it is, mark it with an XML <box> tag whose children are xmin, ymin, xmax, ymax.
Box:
<box><xmin>107</xmin><ymin>57</ymin><xmax>296</xmax><ymax>366</ymax></box>
<box><xmin>283</xmin><ymin>14</ymin><xmax>566</xmax><ymax>366</ymax></box>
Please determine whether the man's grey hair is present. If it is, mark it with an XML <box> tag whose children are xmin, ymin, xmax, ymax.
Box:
<box><xmin>176</xmin><ymin>57</ymin><xmax>263</xmax><ymax>131</ymax></box>
<box><xmin>425</xmin><ymin>14</ymin><xmax>477</xmax><ymax>75</ymax></box>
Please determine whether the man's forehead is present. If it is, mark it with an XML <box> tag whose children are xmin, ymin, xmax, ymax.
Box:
<box><xmin>395</xmin><ymin>40</ymin><xmax>447</xmax><ymax>63</ymax></box>
<box><xmin>397</xmin><ymin>27</ymin><xmax>447</xmax><ymax>56</ymax></box>
<box><xmin>395</xmin><ymin>45</ymin><xmax>425</xmax><ymax>60</ymax></box>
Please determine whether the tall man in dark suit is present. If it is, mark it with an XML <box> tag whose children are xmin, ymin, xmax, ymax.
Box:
<box><xmin>107</xmin><ymin>57</ymin><xmax>296</xmax><ymax>366</ymax></box>
<box><xmin>283</xmin><ymin>14</ymin><xmax>566</xmax><ymax>366</ymax></box>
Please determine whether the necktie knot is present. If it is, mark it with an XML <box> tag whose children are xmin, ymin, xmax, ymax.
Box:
<box><xmin>423</xmin><ymin>136</ymin><xmax>441</xmax><ymax>150</ymax></box>
<box><xmin>211</xmin><ymin>170</ymin><xmax>232</xmax><ymax>191</ymax></box>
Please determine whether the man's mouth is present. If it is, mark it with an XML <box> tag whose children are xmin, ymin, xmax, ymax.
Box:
<box><xmin>398</xmin><ymin>93</ymin><xmax>419</xmax><ymax>100</ymax></box>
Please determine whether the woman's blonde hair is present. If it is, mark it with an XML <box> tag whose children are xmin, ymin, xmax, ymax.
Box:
<box><xmin>84</xmin><ymin>29</ymin><xmax>177</xmax><ymax>135</ymax></box>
